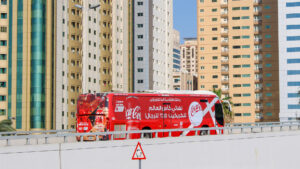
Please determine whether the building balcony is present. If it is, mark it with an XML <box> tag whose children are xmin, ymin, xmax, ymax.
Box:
<box><xmin>221</xmin><ymin>49</ymin><xmax>229</xmax><ymax>55</ymax></box>
<box><xmin>254</xmin><ymin>48</ymin><xmax>262</xmax><ymax>53</ymax></box>
<box><xmin>221</xmin><ymin>20</ymin><xmax>228</xmax><ymax>26</ymax></box>
<box><xmin>221</xmin><ymin>68</ymin><xmax>229</xmax><ymax>74</ymax></box>
<box><xmin>254</xmin><ymin>19</ymin><xmax>262</xmax><ymax>25</ymax></box>
<box><xmin>221</xmin><ymin>11</ymin><xmax>228</xmax><ymax>17</ymax></box>
<box><xmin>220</xmin><ymin>0</ymin><xmax>228</xmax><ymax>7</ymax></box>
<box><xmin>221</xmin><ymin>39</ymin><xmax>228</xmax><ymax>46</ymax></box>
<box><xmin>255</xmin><ymin>87</ymin><xmax>263</xmax><ymax>93</ymax></box>
<box><xmin>254</xmin><ymin>38</ymin><xmax>262</xmax><ymax>45</ymax></box>
<box><xmin>254</xmin><ymin>0</ymin><xmax>262</xmax><ymax>6</ymax></box>
<box><xmin>221</xmin><ymin>30</ymin><xmax>228</xmax><ymax>36</ymax></box>
<box><xmin>221</xmin><ymin>59</ymin><xmax>229</xmax><ymax>64</ymax></box>
<box><xmin>255</xmin><ymin>107</ymin><xmax>263</xmax><ymax>112</ymax></box>
<box><xmin>255</xmin><ymin>68</ymin><xmax>263</xmax><ymax>73</ymax></box>
<box><xmin>255</xmin><ymin>78</ymin><xmax>263</xmax><ymax>83</ymax></box>
<box><xmin>221</xmin><ymin>78</ymin><xmax>229</xmax><ymax>83</ymax></box>
<box><xmin>255</xmin><ymin>97</ymin><xmax>263</xmax><ymax>102</ymax></box>
<box><xmin>254</xmin><ymin>29</ymin><xmax>261</xmax><ymax>34</ymax></box>
<box><xmin>254</xmin><ymin>9</ymin><xmax>262</xmax><ymax>15</ymax></box>
<box><xmin>222</xmin><ymin>88</ymin><xmax>229</xmax><ymax>93</ymax></box>
<box><xmin>254</xmin><ymin>58</ymin><xmax>262</xmax><ymax>64</ymax></box>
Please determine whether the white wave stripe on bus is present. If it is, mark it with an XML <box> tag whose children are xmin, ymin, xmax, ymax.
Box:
<box><xmin>181</xmin><ymin>97</ymin><xmax>219</xmax><ymax>136</ymax></box>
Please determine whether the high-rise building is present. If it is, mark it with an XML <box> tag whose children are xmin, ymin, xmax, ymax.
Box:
<box><xmin>56</xmin><ymin>0</ymin><xmax>113</xmax><ymax>130</ymax></box>
<box><xmin>0</xmin><ymin>0</ymin><xmax>9</xmax><ymax>122</ymax></box>
<box><xmin>0</xmin><ymin>1</ymin><xmax>9</xmax><ymax>121</ymax></box>
<box><xmin>56</xmin><ymin>0</ymin><xmax>84</xmax><ymax>130</ymax></box>
<box><xmin>278</xmin><ymin>1</ymin><xmax>300</xmax><ymax>121</ymax></box>
<box><xmin>5</xmin><ymin>0</ymin><xmax>56</xmax><ymax>130</ymax></box>
<box><xmin>197</xmin><ymin>0</ymin><xmax>279</xmax><ymax>123</ymax></box>
<box><xmin>181</xmin><ymin>38</ymin><xmax>198</xmax><ymax>75</ymax></box>
<box><xmin>133</xmin><ymin>0</ymin><xmax>173</xmax><ymax>92</ymax></box>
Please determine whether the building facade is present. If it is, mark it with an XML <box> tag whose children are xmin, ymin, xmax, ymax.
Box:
<box><xmin>0</xmin><ymin>0</ymin><xmax>9</xmax><ymax>121</ymax></box>
<box><xmin>278</xmin><ymin>1</ymin><xmax>300</xmax><ymax>121</ymax></box>
<box><xmin>197</xmin><ymin>0</ymin><xmax>279</xmax><ymax>123</ymax></box>
<box><xmin>5</xmin><ymin>0</ymin><xmax>56</xmax><ymax>130</ymax></box>
<box><xmin>181</xmin><ymin>38</ymin><xmax>198</xmax><ymax>75</ymax></box>
<box><xmin>112</xmin><ymin>0</ymin><xmax>130</xmax><ymax>92</ymax></box>
<box><xmin>56</xmin><ymin>0</ymin><xmax>113</xmax><ymax>130</ymax></box>
<box><xmin>173</xmin><ymin>29</ymin><xmax>180</xmax><ymax>71</ymax></box>
<box><xmin>133</xmin><ymin>0</ymin><xmax>173</xmax><ymax>92</ymax></box>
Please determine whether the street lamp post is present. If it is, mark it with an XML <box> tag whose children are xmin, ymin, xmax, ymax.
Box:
<box><xmin>74</xmin><ymin>4</ymin><xmax>101</xmax><ymax>10</ymax></box>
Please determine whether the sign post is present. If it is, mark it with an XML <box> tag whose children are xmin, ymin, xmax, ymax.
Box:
<box><xmin>132</xmin><ymin>142</ymin><xmax>146</xmax><ymax>169</ymax></box>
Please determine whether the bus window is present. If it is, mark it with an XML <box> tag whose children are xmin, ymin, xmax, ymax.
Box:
<box><xmin>215</xmin><ymin>103</ymin><xmax>224</xmax><ymax>126</ymax></box>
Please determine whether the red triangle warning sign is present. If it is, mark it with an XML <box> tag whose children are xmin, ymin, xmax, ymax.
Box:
<box><xmin>132</xmin><ymin>142</ymin><xmax>146</xmax><ymax>160</ymax></box>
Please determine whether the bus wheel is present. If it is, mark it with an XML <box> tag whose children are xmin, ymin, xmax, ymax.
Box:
<box><xmin>200</xmin><ymin>126</ymin><xmax>209</xmax><ymax>136</ymax></box>
<box><xmin>142</xmin><ymin>127</ymin><xmax>152</xmax><ymax>139</ymax></box>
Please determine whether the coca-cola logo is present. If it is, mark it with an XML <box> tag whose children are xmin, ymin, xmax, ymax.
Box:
<box><xmin>188</xmin><ymin>102</ymin><xmax>204</xmax><ymax>126</ymax></box>
<box><xmin>125</xmin><ymin>106</ymin><xmax>141</xmax><ymax>120</ymax></box>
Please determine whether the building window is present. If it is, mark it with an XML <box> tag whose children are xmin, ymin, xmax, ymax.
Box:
<box><xmin>0</xmin><ymin>81</ymin><xmax>7</xmax><ymax>87</ymax></box>
<box><xmin>0</xmin><ymin>13</ymin><xmax>7</xmax><ymax>19</ymax></box>
<box><xmin>0</xmin><ymin>40</ymin><xmax>7</xmax><ymax>46</ymax></box>
<box><xmin>137</xmin><ymin>46</ymin><xmax>143</xmax><ymax>50</ymax></box>
<box><xmin>0</xmin><ymin>95</ymin><xmax>6</xmax><ymax>101</ymax></box>
<box><xmin>137</xmin><ymin>1</ymin><xmax>143</xmax><ymax>5</ymax></box>
<box><xmin>0</xmin><ymin>54</ymin><xmax>6</xmax><ymax>60</ymax></box>
<box><xmin>137</xmin><ymin>24</ymin><xmax>143</xmax><ymax>28</ymax></box>
<box><xmin>137</xmin><ymin>35</ymin><xmax>143</xmax><ymax>39</ymax></box>
<box><xmin>0</xmin><ymin>68</ymin><xmax>7</xmax><ymax>74</ymax></box>
<box><xmin>138</xmin><ymin>57</ymin><xmax>143</xmax><ymax>61</ymax></box>
<box><xmin>137</xmin><ymin>80</ymin><xmax>144</xmax><ymax>84</ymax></box>
<box><xmin>1</xmin><ymin>0</ymin><xmax>7</xmax><ymax>5</ymax></box>
<box><xmin>266</xmin><ymin>103</ymin><xmax>272</xmax><ymax>107</ymax></box>
<box><xmin>137</xmin><ymin>68</ymin><xmax>143</xmax><ymax>72</ymax></box>
<box><xmin>0</xmin><ymin>26</ymin><xmax>7</xmax><ymax>32</ymax></box>
<box><xmin>137</xmin><ymin>13</ymin><xmax>143</xmax><ymax>16</ymax></box>
<box><xmin>287</xmin><ymin>13</ymin><xmax>300</xmax><ymax>18</ymax></box>
<box><xmin>0</xmin><ymin>109</ymin><xmax>5</xmax><ymax>116</ymax></box>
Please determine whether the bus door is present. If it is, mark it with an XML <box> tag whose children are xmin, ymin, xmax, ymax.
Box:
<box><xmin>162</xmin><ymin>103</ymin><xmax>172</xmax><ymax>137</ymax></box>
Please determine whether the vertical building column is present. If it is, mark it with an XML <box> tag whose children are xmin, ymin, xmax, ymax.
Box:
<box><xmin>30</xmin><ymin>0</ymin><xmax>46</xmax><ymax>129</ymax></box>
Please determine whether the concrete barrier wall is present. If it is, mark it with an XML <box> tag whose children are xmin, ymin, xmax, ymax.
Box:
<box><xmin>1</xmin><ymin>131</ymin><xmax>300</xmax><ymax>169</ymax></box>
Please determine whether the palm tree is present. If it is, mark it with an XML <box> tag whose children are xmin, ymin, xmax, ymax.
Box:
<box><xmin>212</xmin><ymin>88</ymin><xmax>233</xmax><ymax>123</ymax></box>
<box><xmin>0</xmin><ymin>119</ymin><xmax>15</xmax><ymax>132</ymax></box>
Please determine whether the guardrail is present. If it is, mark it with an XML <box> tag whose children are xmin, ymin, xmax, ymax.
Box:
<box><xmin>225</xmin><ymin>121</ymin><xmax>300</xmax><ymax>127</ymax></box>
<box><xmin>1</xmin><ymin>122</ymin><xmax>300</xmax><ymax>147</ymax></box>
<box><xmin>0</xmin><ymin>129</ymin><xmax>75</xmax><ymax>137</ymax></box>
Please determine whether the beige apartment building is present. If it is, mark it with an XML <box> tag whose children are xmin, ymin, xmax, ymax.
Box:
<box><xmin>197</xmin><ymin>0</ymin><xmax>279</xmax><ymax>123</ymax></box>
<box><xmin>181</xmin><ymin>38</ymin><xmax>198</xmax><ymax>75</ymax></box>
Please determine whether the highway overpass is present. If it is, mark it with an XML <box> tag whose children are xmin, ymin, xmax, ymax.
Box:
<box><xmin>0</xmin><ymin>129</ymin><xmax>300</xmax><ymax>169</ymax></box>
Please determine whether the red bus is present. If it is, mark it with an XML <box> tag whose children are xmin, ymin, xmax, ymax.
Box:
<box><xmin>76</xmin><ymin>91</ymin><xmax>224</xmax><ymax>140</ymax></box>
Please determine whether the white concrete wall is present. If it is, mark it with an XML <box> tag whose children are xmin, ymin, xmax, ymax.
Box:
<box><xmin>1</xmin><ymin>131</ymin><xmax>300</xmax><ymax>169</ymax></box>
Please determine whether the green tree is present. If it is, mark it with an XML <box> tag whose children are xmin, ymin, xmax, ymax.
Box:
<box><xmin>212</xmin><ymin>88</ymin><xmax>233</xmax><ymax>123</ymax></box>
<box><xmin>0</xmin><ymin>119</ymin><xmax>16</xmax><ymax>132</ymax></box>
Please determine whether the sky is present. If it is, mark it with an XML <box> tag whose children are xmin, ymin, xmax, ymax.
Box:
<box><xmin>173</xmin><ymin>0</ymin><xmax>197</xmax><ymax>44</ymax></box>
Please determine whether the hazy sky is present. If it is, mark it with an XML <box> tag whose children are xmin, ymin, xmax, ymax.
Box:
<box><xmin>173</xmin><ymin>0</ymin><xmax>197</xmax><ymax>44</ymax></box>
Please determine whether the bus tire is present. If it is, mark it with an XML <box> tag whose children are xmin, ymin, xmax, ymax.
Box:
<box><xmin>200</xmin><ymin>126</ymin><xmax>209</xmax><ymax>136</ymax></box>
<box><xmin>142</xmin><ymin>127</ymin><xmax>152</xmax><ymax>139</ymax></box>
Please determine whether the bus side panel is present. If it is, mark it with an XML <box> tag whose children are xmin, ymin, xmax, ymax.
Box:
<box><xmin>109</xmin><ymin>94</ymin><xmax>223</xmax><ymax>139</ymax></box>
